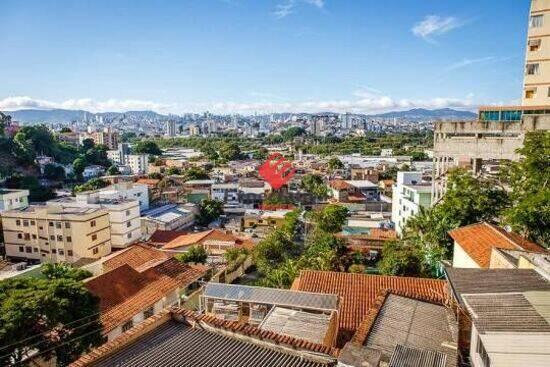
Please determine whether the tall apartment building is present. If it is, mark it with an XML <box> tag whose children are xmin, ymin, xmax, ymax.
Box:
<box><xmin>432</xmin><ymin>0</ymin><xmax>550</xmax><ymax>202</ymax></box>
<box><xmin>523</xmin><ymin>0</ymin><xmax>550</xmax><ymax>106</ymax></box>
<box><xmin>126</xmin><ymin>154</ymin><xmax>149</xmax><ymax>175</ymax></box>
<box><xmin>48</xmin><ymin>192</ymin><xmax>141</xmax><ymax>249</ymax></box>
<box><xmin>391</xmin><ymin>172</ymin><xmax>432</xmax><ymax>236</ymax></box>
<box><xmin>165</xmin><ymin>120</ymin><xmax>176</xmax><ymax>137</ymax></box>
<box><xmin>80</xmin><ymin>128</ymin><xmax>119</xmax><ymax>150</ymax></box>
<box><xmin>1</xmin><ymin>205</ymin><xmax>111</xmax><ymax>264</ymax></box>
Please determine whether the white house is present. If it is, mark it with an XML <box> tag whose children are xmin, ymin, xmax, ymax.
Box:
<box><xmin>391</xmin><ymin>172</ymin><xmax>431</xmax><ymax>236</ymax></box>
<box><xmin>0</xmin><ymin>189</ymin><xmax>29</xmax><ymax>212</ymax></box>
<box><xmin>83</xmin><ymin>165</ymin><xmax>105</xmax><ymax>180</ymax></box>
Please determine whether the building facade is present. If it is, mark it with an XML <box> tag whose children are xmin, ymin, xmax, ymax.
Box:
<box><xmin>391</xmin><ymin>172</ymin><xmax>432</xmax><ymax>236</ymax></box>
<box><xmin>1</xmin><ymin>205</ymin><xmax>111</xmax><ymax>263</ymax></box>
<box><xmin>0</xmin><ymin>189</ymin><xmax>29</xmax><ymax>212</ymax></box>
<box><xmin>126</xmin><ymin>154</ymin><xmax>149</xmax><ymax>175</ymax></box>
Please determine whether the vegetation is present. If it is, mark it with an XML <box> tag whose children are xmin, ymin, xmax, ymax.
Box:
<box><xmin>309</xmin><ymin>204</ymin><xmax>348</xmax><ymax>233</ymax></box>
<box><xmin>41</xmin><ymin>263</ymin><xmax>92</xmax><ymax>281</ymax></box>
<box><xmin>0</xmin><ymin>269</ymin><xmax>102</xmax><ymax>366</ymax></box>
<box><xmin>43</xmin><ymin>164</ymin><xmax>66</xmax><ymax>181</ymax></box>
<box><xmin>300</xmin><ymin>174</ymin><xmax>328</xmax><ymax>198</ymax></box>
<box><xmin>327</xmin><ymin>157</ymin><xmax>344</xmax><ymax>171</ymax></box>
<box><xmin>133</xmin><ymin>140</ymin><xmax>162</xmax><ymax>156</ymax></box>
<box><xmin>74</xmin><ymin>178</ymin><xmax>109</xmax><ymax>193</ymax></box>
<box><xmin>176</xmin><ymin>246</ymin><xmax>208</xmax><ymax>264</ymax></box>
<box><xmin>196</xmin><ymin>199</ymin><xmax>224</xmax><ymax>226</ymax></box>
<box><xmin>5</xmin><ymin>175</ymin><xmax>56</xmax><ymax>202</ymax></box>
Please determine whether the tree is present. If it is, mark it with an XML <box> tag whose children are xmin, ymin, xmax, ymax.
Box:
<box><xmin>310</xmin><ymin>204</ymin><xmax>349</xmax><ymax>233</ymax></box>
<box><xmin>184</xmin><ymin>166</ymin><xmax>209</xmax><ymax>181</ymax></box>
<box><xmin>5</xmin><ymin>175</ymin><xmax>56</xmax><ymax>202</ymax></box>
<box><xmin>166</xmin><ymin>166</ymin><xmax>181</xmax><ymax>175</ymax></box>
<box><xmin>59</xmin><ymin>127</ymin><xmax>72</xmax><ymax>133</ymax></box>
<box><xmin>327</xmin><ymin>157</ymin><xmax>344</xmax><ymax>171</ymax></box>
<box><xmin>80</xmin><ymin>138</ymin><xmax>95</xmax><ymax>152</ymax></box>
<box><xmin>72</xmin><ymin>157</ymin><xmax>86</xmax><ymax>179</ymax></box>
<box><xmin>281</xmin><ymin>127</ymin><xmax>306</xmax><ymax>141</ymax></box>
<box><xmin>106</xmin><ymin>165</ymin><xmax>120</xmax><ymax>175</ymax></box>
<box><xmin>133</xmin><ymin>140</ymin><xmax>162</xmax><ymax>155</ymax></box>
<box><xmin>74</xmin><ymin>178</ymin><xmax>109</xmax><ymax>193</ymax></box>
<box><xmin>300</xmin><ymin>174</ymin><xmax>328</xmax><ymax>198</ymax></box>
<box><xmin>41</xmin><ymin>263</ymin><xmax>92</xmax><ymax>281</ymax></box>
<box><xmin>378</xmin><ymin>240</ymin><xmax>425</xmax><ymax>276</ymax></box>
<box><xmin>253</xmin><ymin>229</ymin><xmax>299</xmax><ymax>275</ymax></box>
<box><xmin>43</xmin><ymin>164</ymin><xmax>66</xmax><ymax>181</ymax></box>
<box><xmin>218</xmin><ymin>141</ymin><xmax>241</xmax><ymax>161</ymax></box>
<box><xmin>176</xmin><ymin>245</ymin><xmax>207</xmax><ymax>264</ymax></box>
<box><xmin>0</xmin><ymin>277</ymin><xmax>102</xmax><ymax>366</ymax></box>
<box><xmin>504</xmin><ymin>131</ymin><xmax>550</xmax><ymax>247</ymax></box>
<box><xmin>196</xmin><ymin>199</ymin><xmax>224</xmax><ymax>226</ymax></box>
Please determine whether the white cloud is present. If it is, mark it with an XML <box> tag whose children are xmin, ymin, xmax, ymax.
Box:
<box><xmin>274</xmin><ymin>0</ymin><xmax>324</xmax><ymax>19</ymax></box>
<box><xmin>0</xmin><ymin>93</ymin><xmax>480</xmax><ymax>116</ymax></box>
<box><xmin>0</xmin><ymin>96</ymin><xmax>174</xmax><ymax>113</ymax></box>
<box><xmin>445</xmin><ymin>56</ymin><xmax>496</xmax><ymax>72</ymax></box>
<box><xmin>412</xmin><ymin>15</ymin><xmax>463</xmax><ymax>41</ymax></box>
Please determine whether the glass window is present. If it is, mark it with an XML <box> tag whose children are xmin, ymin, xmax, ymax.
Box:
<box><xmin>90</xmin><ymin>220</ymin><xmax>96</xmax><ymax>227</ymax></box>
<box><xmin>121</xmin><ymin>320</ymin><xmax>134</xmax><ymax>332</ymax></box>
<box><xmin>93</xmin><ymin>247</ymin><xmax>99</xmax><ymax>255</ymax></box>
<box><xmin>55</xmin><ymin>222</ymin><xmax>62</xmax><ymax>229</ymax></box>
<box><xmin>19</xmin><ymin>246</ymin><xmax>24</xmax><ymax>252</ymax></box>
<box><xmin>66</xmin><ymin>236</ymin><xmax>72</xmax><ymax>242</ymax></box>
<box><xmin>529</xmin><ymin>39</ymin><xmax>541</xmax><ymax>51</ymax></box>
<box><xmin>477</xmin><ymin>336</ymin><xmax>491</xmax><ymax>367</ymax></box>
<box><xmin>92</xmin><ymin>234</ymin><xmax>97</xmax><ymax>241</ymax></box>
<box><xmin>15</xmin><ymin>220</ymin><xmax>21</xmax><ymax>226</ymax></box>
<box><xmin>525</xmin><ymin>88</ymin><xmax>537</xmax><ymax>99</ymax></box>
<box><xmin>25</xmin><ymin>246</ymin><xmax>32</xmax><ymax>253</ymax></box>
<box><xmin>57</xmin><ymin>235</ymin><xmax>63</xmax><ymax>241</ymax></box>
<box><xmin>58</xmin><ymin>249</ymin><xmax>64</xmax><ymax>255</ymax></box>
<box><xmin>526</xmin><ymin>63</ymin><xmax>539</xmax><ymax>75</ymax></box>
<box><xmin>68</xmin><ymin>250</ymin><xmax>73</xmax><ymax>256</ymax></box>
<box><xmin>17</xmin><ymin>233</ymin><xmax>22</xmax><ymax>239</ymax></box>
<box><xmin>65</xmin><ymin>222</ymin><xmax>71</xmax><ymax>229</ymax></box>
<box><xmin>531</xmin><ymin>15</ymin><xmax>543</xmax><ymax>28</ymax></box>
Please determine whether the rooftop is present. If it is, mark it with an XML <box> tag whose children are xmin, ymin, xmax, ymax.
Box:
<box><xmin>444</xmin><ymin>268</ymin><xmax>550</xmax><ymax>305</ymax></box>
<box><xmin>141</xmin><ymin>204</ymin><xmax>192</xmax><ymax>223</ymax></box>
<box><xmin>449</xmin><ymin>222</ymin><xmax>547</xmax><ymax>268</ymax></box>
<box><xmin>203</xmin><ymin>282</ymin><xmax>339</xmax><ymax>312</ymax></box>
<box><xmin>291</xmin><ymin>271</ymin><xmax>447</xmax><ymax>345</ymax></box>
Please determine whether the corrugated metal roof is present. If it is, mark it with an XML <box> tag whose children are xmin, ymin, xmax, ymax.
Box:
<box><xmin>94</xmin><ymin>320</ymin><xmax>333</xmax><ymax>367</ymax></box>
<box><xmin>389</xmin><ymin>345</ymin><xmax>447</xmax><ymax>367</ymax></box>
<box><xmin>463</xmin><ymin>291</ymin><xmax>550</xmax><ymax>333</ymax></box>
<box><xmin>204</xmin><ymin>283</ymin><xmax>338</xmax><ymax>311</ymax></box>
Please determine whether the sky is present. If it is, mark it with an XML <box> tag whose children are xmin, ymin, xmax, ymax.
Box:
<box><xmin>0</xmin><ymin>0</ymin><xmax>530</xmax><ymax>115</ymax></box>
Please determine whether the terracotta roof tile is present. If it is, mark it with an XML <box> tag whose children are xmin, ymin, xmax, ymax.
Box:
<box><xmin>102</xmin><ymin>243</ymin><xmax>169</xmax><ymax>272</ymax></box>
<box><xmin>329</xmin><ymin>180</ymin><xmax>354</xmax><ymax>190</ymax></box>
<box><xmin>162</xmin><ymin>229</ymin><xmax>254</xmax><ymax>250</ymax></box>
<box><xmin>291</xmin><ymin>271</ymin><xmax>447</xmax><ymax>345</ymax></box>
<box><xmin>85</xmin><ymin>259</ymin><xmax>208</xmax><ymax>332</ymax></box>
<box><xmin>148</xmin><ymin>230</ymin><xmax>189</xmax><ymax>244</ymax></box>
<box><xmin>449</xmin><ymin>222</ymin><xmax>547</xmax><ymax>268</ymax></box>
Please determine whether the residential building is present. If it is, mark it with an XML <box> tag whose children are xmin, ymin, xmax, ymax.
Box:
<box><xmin>449</xmin><ymin>222</ymin><xmax>547</xmax><ymax>269</ymax></box>
<box><xmin>48</xmin><ymin>192</ymin><xmax>142</xmax><ymax>249</ymax></box>
<box><xmin>83</xmin><ymin>244</ymin><xmax>207</xmax><ymax>341</ymax></box>
<box><xmin>241</xmin><ymin>209</ymin><xmax>291</xmax><ymax>237</ymax></box>
<box><xmin>211</xmin><ymin>183</ymin><xmax>239</xmax><ymax>203</ymax></box>
<box><xmin>80</xmin><ymin>128</ymin><xmax>119</xmax><ymax>150</ymax></box>
<box><xmin>99</xmin><ymin>182</ymin><xmax>150</xmax><ymax>211</ymax></box>
<box><xmin>165</xmin><ymin>120</ymin><xmax>176</xmax><ymax>137</ymax></box>
<box><xmin>106</xmin><ymin>143</ymin><xmax>130</xmax><ymax>165</ymax></box>
<box><xmin>1</xmin><ymin>205</ymin><xmax>111</xmax><ymax>264</ymax></box>
<box><xmin>523</xmin><ymin>0</ymin><xmax>550</xmax><ymax>106</ymax></box>
<box><xmin>141</xmin><ymin>204</ymin><xmax>195</xmax><ymax>236</ymax></box>
<box><xmin>125</xmin><ymin>154</ymin><xmax>149</xmax><ymax>175</ymax></box>
<box><xmin>160</xmin><ymin>229</ymin><xmax>254</xmax><ymax>256</ymax></box>
<box><xmin>445</xmin><ymin>267</ymin><xmax>550</xmax><ymax>366</ymax></box>
<box><xmin>0</xmin><ymin>189</ymin><xmax>29</xmax><ymax>212</ymax></box>
<box><xmin>391</xmin><ymin>172</ymin><xmax>432</xmax><ymax>235</ymax></box>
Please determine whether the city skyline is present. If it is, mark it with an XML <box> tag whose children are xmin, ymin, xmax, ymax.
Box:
<box><xmin>1</xmin><ymin>0</ymin><xmax>530</xmax><ymax>114</ymax></box>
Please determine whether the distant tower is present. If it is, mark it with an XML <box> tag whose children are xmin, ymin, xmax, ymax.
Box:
<box><xmin>165</xmin><ymin>120</ymin><xmax>176</xmax><ymax>137</ymax></box>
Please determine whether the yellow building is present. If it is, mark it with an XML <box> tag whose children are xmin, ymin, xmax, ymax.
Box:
<box><xmin>523</xmin><ymin>0</ymin><xmax>550</xmax><ymax>105</ymax></box>
<box><xmin>1</xmin><ymin>205</ymin><xmax>111</xmax><ymax>264</ymax></box>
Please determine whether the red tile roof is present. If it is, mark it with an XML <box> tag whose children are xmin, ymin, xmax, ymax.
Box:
<box><xmin>85</xmin><ymin>259</ymin><xmax>208</xmax><ymax>332</ymax></box>
<box><xmin>148</xmin><ymin>230</ymin><xmax>189</xmax><ymax>244</ymax></box>
<box><xmin>136</xmin><ymin>178</ymin><xmax>160</xmax><ymax>187</ymax></box>
<box><xmin>449</xmin><ymin>222</ymin><xmax>547</xmax><ymax>268</ymax></box>
<box><xmin>291</xmin><ymin>271</ymin><xmax>447</xmax><ymax>345</ymax></box>
<box><xmin>162</xmin><ymin>229</ymin><xmax>255</xmax><ymax>251</ymax></box>
<box><xmin>102</xmin><ymin>243</ymin><xmax>169</xmax><ymax>272</ymax></box>
<box><xmin>329</xmin><ymin>179</ymin><xmax>354</xmax><ymax>190</ymax></box>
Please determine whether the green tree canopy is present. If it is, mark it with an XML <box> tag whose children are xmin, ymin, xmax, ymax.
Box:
<box><xmin>196</xmin><ymin>199</ymin><xmax>224</xmax><ymax>226</ymax></box>
<box><xmin>327</xmin><ymin>157</ymin><xmax>344</xmax><ymax>171</ymax></box>
<box><xmin>43</xmin><ymin>164</ymin><xmax>66</xmax><ymax>181</ymax></box>
<box><xmin>133</xmin><ymin>140</ymin><xmax>162</xmax><ymax>156</ymax></box>
<box><xmin>300</xmin><ymin>174</ymin><xmax>328</xmax><ymax>198</ymax></box>
<box><xmin>176</xmin><ymin>245</ymin><xmax>207</xmax><ymax>264</ymax></box>
<box><xmin>310</xmin><ymin>204</ymin><xmax>349</xmax><ymax>233</ymax></box>
<box><xmin>74</xmin><ymin>178</ymin><xmax>109</xmax><ymax>193</ymax></box>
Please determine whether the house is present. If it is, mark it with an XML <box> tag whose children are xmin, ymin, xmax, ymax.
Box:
<box><xmin>391</xmin><ymin>172</ymin><xmax>432</xmax><ymax>236</ymax></box>
<box><xmin>147</xmin><ymin>230</ymin><xmax>189</xmax><ymax>247</ymax></box>
<box><xmin>69</xmin><ymin>308</ymin><xmax>338</xmax><ymax>367</ymax></box>
<box><xmin>241</xmin><ymin>209</ymin><xmax>291</xmax><ymax>237</ymax></box>
<box><xmin>291</xmin><ymin>270</ymin><xmax>447</xmax><ymax>346</ymax></box>
<box><xmin>84</xmin><ymin>246</ymin><xmax>208</xmax><ymax>341</ymax></box>
<box><xmin>445</xmin><ymin>267</ymin><xmax>550</xmax><ymax>366</ymax></box>
<box><xmin>328</xmin><ymin>180</ymin><xmax>379</xmax><ymax>203</ymax></box>
<box><xmin>160</xmin><ymin>229</ymin><xmax>255</xmax><ymax>256</ymax></box>
<box><xmin>83</xmin><ymin>165</ymin><xmax>106</xmax><ymax>180</ymax></box>
<box><xmin>0</xmin><ymin>189</ymin><xmax>29</xmax><ymax>212</ymax></box>
<box><xmin>140</xmin><ymin>204</ymin><xmax>195</xmax><ymax>236</ymax></box>
<box><xmin>337</xmin><ymin>227</ymin><xmax>397</xmax><ymax>256</ymax></box>
<box><xmin>211</xmin><ymin>183</ymin><xmax>239</xmax><ymax>203</ymax></box>
<box><xmin>449</xmin><ymin>222</ymin><xmax>547</xmax><ymax>269</ymax></box>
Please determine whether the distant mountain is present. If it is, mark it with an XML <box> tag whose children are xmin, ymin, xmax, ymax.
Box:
<box><xmin>4</xmin><ymin>109</ymin><xmax>169</xmax><ymax>124</ymax></box>
<box><xmin>371</xmin><ymin>108</ymin><xmax>476</xmax><ymax>120</ymax></box>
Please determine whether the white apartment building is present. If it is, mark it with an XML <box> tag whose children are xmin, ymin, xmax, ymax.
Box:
<box><xmin>48</xmin><ymin>192</ymin><xmax>142</xmax><ymax>249</ymax></box>
<box><xmin>126</xmin><ymin>154</ymin><xmax>149</xmax><ymax>175</ymax></box>
<box><xmin>100</xmin><ymin>182</ymin><xmax>150</xmax><ymax>211</ymax></box>
<box><xmin>0</xmin><ymin>189</ymin><xmax>29</xmax><ymax>212</ymax></box>
<box><xmin>523</xmin><ymin>0</ymin><xmax>550</xmax><ymax>105</ymax></box>
<box><xmin>165</xmin><ymin>120</ymin><xmax>176</xmax><ymax>137</ymax></box>
<box><xmin>391</xmin><ymin>172</ymin><xmax>432</xmax><ymax>236</ymax></box>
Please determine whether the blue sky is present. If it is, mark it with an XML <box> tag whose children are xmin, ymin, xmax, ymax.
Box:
<box><xmin>0</xmin><ymin>0</ymin><xmax>530</xmax><ymax>114</ymax></box>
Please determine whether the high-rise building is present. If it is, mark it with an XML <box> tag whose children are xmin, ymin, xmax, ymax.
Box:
<box><xmin>165</xmin><ymin>120</ymin><xmax>176</xmax><ymax>137</ymax></box>
<box><xmin>523</xmin><ymin>0</ymin><xmax>550</xmax><ymax>106</ymax></box>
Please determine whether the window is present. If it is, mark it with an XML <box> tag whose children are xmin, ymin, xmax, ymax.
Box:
<box><xmin>16</xmin><ymin>220</ymin><xmax>21</xmax><ymax>226</ymax></box>
<box><xmin>65</xmin><ymin>222</ymin><xmax>71</xmax><ymax>229</ymax></box>
<box><xmin>121</xmin><ymin>320</ymin><xmax>134</xmax><ymax>332</ymax></box>
<box><xmin>30</xmin><ymin>220</ymin><xmax>35</xmax><ymax>225</ymax></box>
<box><xmin>50</xmin><ymin>235</ymin><xmax>55</xmax><ymax>240</ymax></box>
<box><xmin>24</xmin><ymin>233</ymin><xmax>30</xmax><ymax>240</ymax></box>
<box><xmin>67</xmin><ymin>250</ymin><xmax>73</xmax><ymax>256</ymax></box>
<box><xmin>19</xmin><ymin>246</ymin><xmax>24</xmax><ymax>252</ymax></box>
<box><xmin>17</xmin><ymin>233</ymin><xmax>22</xmax><ymax>239</ymax></box>
<box><xmin>90</xmin><ymin>220</ymin><xmax>96</xmax><ymax>227</ymax></box>
<box><xmin>33</xmin><ymin>247</ymin><xmax>38</xmax><ymax>252</ymax></box>
<box><xmin>127</xmin><ymin>233</ymin><xmax>132</xmax><ymax>239</ymax></box>
<box><xmin>66</xmin><ymin>236</ymin><xmax>72</xmax><ymax>242</ymax></box>
<box><xmin>530</xmin><ymin>14</ymin><xmax>543</xmax><ymax>28</ymax></box>
<box><xmin>39</xmin><ymin>226</ymin><xmax>43</xmax><ymax>230</ymax></box>
<box><xmin>23</xmin><ymin>220</ymin><xmax>29</xmax><ymax>227</ymax></box>
<box><xmin>529</xmin><ymin>39</ymin><xmax>541</xmax><ymax>51</ymax></box>
<box><xmin>525</xmin><ymin>88</ymin><xmax>537</xmax><ymax>99</ymax></box>
<box><xmin>526</xmin><ymin>63</ymin><xmax>540</xmax><ymax>75</ymax></box>
<box><xmin>56</xmin><ymin>222</ymin><xmax>62</xmax><ymax>229</ymax></box>
<box><xmin>57</xmin><ymin>235</ymin><xmax>63</xmax><ymax>241</ymax></box>
<box><xmin>143</xmin><ymin>306</ymin><xmax>154</xmax><ymax>319</ymax></box>
<box><xmin>126</xmin><ymin>221</ymin><xmax>132</xmax><ymax>228</ymax></box>
<box><xmin>91</xmin><ymin>234</ymin><xmax>97</xmax><ymax>241</ymax></box>
<box><xmin>52</xmin><ymin>249</ymin><xmax>57</xmax><ymax>254</ymax></box>
<box><xmin>93</xmin><ymin>247</ymin><xmax>99</xmax><ymax>255</ymax></box>
<box><xmin>126</xmin><ymin>210</ymin><xmax>131</xmax><ymax>216</ymax></box>
<box><xmin>547</xmin><ymin>87</ymin><xmax>550</xmax><ymax>97</ymax></box>
<box><xmin>49</xmin><ymin>221</ymin><xmax>54</xmax><ymax>227</ymax></box>
<box><xmin>476</xmin><ymin>336</ymin><xmax>491</xmax><ymax>367</ymax></box>
<box><xmin>32</xmin><ymin>234</ymin><xmax>37</xmax><ymax>239</ymax></box>
<box><xmin>58</xmin><ymin>249</ymin><xmax>64</xmax><ymax>255</ymax></box>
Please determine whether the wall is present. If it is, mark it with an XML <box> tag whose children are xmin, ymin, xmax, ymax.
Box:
<box><xmin>452</xmin><ymin>243</ymin><xmax>480</xmax><ymax>269</ymax></box>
